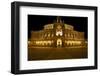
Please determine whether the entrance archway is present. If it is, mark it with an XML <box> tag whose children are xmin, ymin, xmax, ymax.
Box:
<box><xmin>57</xmin><ymin>39</ymin><xmax>62</xmax><ymax>47</ymax></box>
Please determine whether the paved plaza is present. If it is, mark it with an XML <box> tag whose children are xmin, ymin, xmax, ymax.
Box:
<box><xmin>28</xmin><ymin>47</ymin><xmax>87</xmax><ymax>61</ymax></box>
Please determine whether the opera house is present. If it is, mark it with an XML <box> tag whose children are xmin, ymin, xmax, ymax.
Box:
<box><xmin>28</xmin><ymin>17</ymin><xmax>87</xmax><ymax>47</ymax></box>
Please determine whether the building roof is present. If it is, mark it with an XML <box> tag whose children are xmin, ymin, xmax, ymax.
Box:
<box><xmin>44</xmin><ymin>16</ymin><xmax>74</xmax><ymax>30</ymax></box>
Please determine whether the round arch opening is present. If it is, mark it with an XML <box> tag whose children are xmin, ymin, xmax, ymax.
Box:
<box><xmin>57</xmin><ymin>39</ymin><xmax>62</xmax><ymax>47</ymax></box>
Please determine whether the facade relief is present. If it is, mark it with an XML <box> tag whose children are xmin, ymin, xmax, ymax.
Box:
<box><xmin>28</xmin><ymin>17</ymin><xmax>87</xmax><ymax>48</ymax></box>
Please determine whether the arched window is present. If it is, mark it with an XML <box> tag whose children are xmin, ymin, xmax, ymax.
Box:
<box><xmin>48</xmin><ymin>33</ymin><xmax>50</xmax><ymax>37</ymax></box>
<box><xmin>52</xmin><ymin>34</ymin><xmax>54</xmax><ymax>37</ymax></box>
<box><xmin>57</xmin><ymin>39</ymin><xmax>62</xmax><ymax>47</ymax></box>
<box><xmin>65</xmin><ymin>34</ymin><xmax>66</xmax><ymax>37</ymax></box>
<box><xmin>71</xmin><ymin>34</ymin><xmax>73</xmax><ymax>38</ymax></box>
<box><xmin>44</xmin><ymin>34</ymin><xmax>47</xmax><ymax>37</ymax></box>
<box><xmin>68</xmin><ymin>34</ymin><xmax>70</xmax><ymax>37</ymax></box>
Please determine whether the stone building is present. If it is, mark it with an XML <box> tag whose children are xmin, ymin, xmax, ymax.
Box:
<box><xmin>28</xmin><ymin>17</ymin><xmax>87</xmax><ymax>47</ymax></box>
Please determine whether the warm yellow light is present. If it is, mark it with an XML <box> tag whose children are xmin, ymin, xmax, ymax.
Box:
<box><xmin>65</xmin><ymin>40</ymin><xmax>81</xmax><ymax>45</ymax></box>
<box><xmin>28</xmin><ymin>41</ymin><xmax>30</xmax><ymax>44</ymax></box>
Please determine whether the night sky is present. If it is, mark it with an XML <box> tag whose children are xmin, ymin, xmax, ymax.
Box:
<box><xmin>28</xmin><ymin>15</ymin><xmax>88</xmax><ymax>39</ymax></box>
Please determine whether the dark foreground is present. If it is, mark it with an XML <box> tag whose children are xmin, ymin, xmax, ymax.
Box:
<box><xmin>28</xmin><ymin>47</ymin><xmax>88</xmax><ymax>61</ymax></box>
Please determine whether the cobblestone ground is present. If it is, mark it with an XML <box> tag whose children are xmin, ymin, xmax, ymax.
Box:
<box><xmin>28</xmin><ymin>47</ymin><xmax>87</xmax><ymax>61</ymax></box>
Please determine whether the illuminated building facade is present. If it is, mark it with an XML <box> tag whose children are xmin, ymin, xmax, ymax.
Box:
<box><xmin>28</xmin><ymin>17</ymin><xmax>87</xmax><ymax>47</ymax></box>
